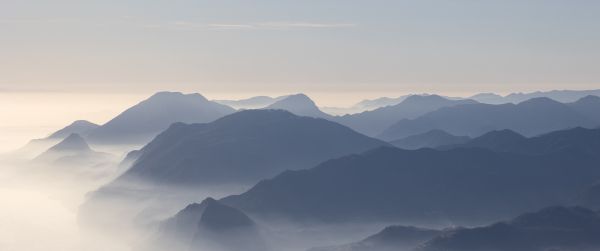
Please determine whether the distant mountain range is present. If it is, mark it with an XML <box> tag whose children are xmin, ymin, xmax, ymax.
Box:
<box><xmin>214</xmin><ymin>96</ymin><xmax>285</xmax><ymax>110</ymax></box>
<box><xmin>265</xmin><ymin>94</ymin><xmax>333</xmax><ymax>119</ymax></box>
<box><xmin>444</xmin><ymin>127</ymin><xmax>600</xmax><ymax>156</ymax></box>
<box><xmin>469</xmin><ymin>89</ymin><xmax>600</xmax><ymax>104</ymax></box>
<box><xmin>33</xmin><ymin>133</ymin><xmax>113</xmax><ymax>166</ymax></box>
<box><xmin>313</xmin><ymin>206</ymin><xmax>600</xmax><ymax>251</ymax></box>
<box><xmin>390</xmin><ymin>130</ymin><xmax>470</xmax><ymax>150</ymax></box>
<box><xmin>379</xmin><ymin>96</ymin><xmax>600</xmax><ymax>140</ymax></box>
<box><xmin>103</xmin><ymin>109</ymin><xmax>386</xmax><ymax>187</ymax></box>
<box><xmin>334</xmin><ymin>95</ymin><xmax>477</xmax><ymax>136</ymax></box>
<box><xmin>222</xmin><ymin>146</ymin><xmax>600</xmax><ymax>225</ymax></box>
<box><xmin>419</xmin><ymin>206</ymin><xmax>600</xmax><ymax>251</ymax></box>
<box><xmin>85</xmin><ymin>92</ymin><xmax>235</xmax><ymax>145</ymax></box>
<box><xmin>142</xmin><ymin>198</ymin><xmax>268</xmax><ymax>251</ymax></box>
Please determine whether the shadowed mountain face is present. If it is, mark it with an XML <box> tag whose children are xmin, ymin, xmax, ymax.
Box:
<box><xmin>47</xmin><ymin>120</ymin><xmax>99</xmax><ymax>139</ymax></box>
<box><xmin>334</xmin><ymin>95</ymin><xmax>478</xmax><ymax>137</ymax></box>
<box><xmin>379</xmin><ymin>97</ymin><xmax>600</xmax><ymax>140</ymax></box>
<box><xmin>85</xmin><ymin>92</ymin><xmax>235</xmax><ymax>145</ymax></box>
<box><xmin>446</xmin><ymin>127</ymin><xmax>600</xmax><ymax>156</ymax></box>
<box><xmin>143</xmin><ymin>198</ymin><xmax>268</xmax><ymax>251</ymax></box>
<box><xmin>579</xmin><ymin>183</ymin><xmax>600</xmax><ymax>210</ymax></box>
<box><xmin>222</xmin><ymin>146</ymin><xmax>600</xmax><ymax>225</ymax></box>
<box><xmin>108</xmin><ymin>109</ymin><xmax>387</xmax><ymax>186</ymax></box>
<box><xmin>419</xmin><ymin>206</ymin><xmax>600</xmax><ymax>251</ymax></box>
<box><xmin>265</xmin><ymin>94</ymin><xmax>333</xmax><ymax>119</ymax></box>
<box><xmin>390</xmin><ymin>130</ymin><xmax>470</xmax><ymax>149</ymax></box>
<box><xmin>310</xmin><ymin>226</ymin><xmax>442</xmax><ymax>251</ymax></box>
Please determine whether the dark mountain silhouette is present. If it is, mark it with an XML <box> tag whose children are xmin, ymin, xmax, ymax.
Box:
<box><xmin>47</xmin><ymin>120</ymin><xmax>99</xmax><ymax>139</ymax></box>
<box><xmin>470</xmin><ymin>89</ymin><xmax>600</xmax><ymax>104</ymax></box>
<box><xmin>265</xmin><ymin>93</ymin><xmax>333</xmax><ymax>119</ymax></box>
<box><xmin>214</xmin><ymin>96</ymin><xmax>284</xmax><ymax>109</ymax></box>
<box><xmin>33</xmin><ymin>133</ymin><xmax>113</xmax><ymax>165</ymax></box>
<box><xmin>390</xmin><ymin>130</ymin><xmax>470</xmax><ymax>150</ymax></box>
<box><xmin>579</xmin><ymin>182</ymin><xmax>600</xmax><ymax>210</ymax></box>
<box><xmin>104</xmin><ymin>109</ymin><xmax>387</xmax><ymax>186</ymax></box>
<box><xmin>334</xmin><ymin>95</ymin><xmax>477</xmax><ymax>136</ymax></box>
<box><xmin>222</xmin><ymin>146</ymin><xmax>600</xmax><ymax>225</ymax></box>
<box><xmin>379</xmin><ymin>97</ymin><xmax>599</xmax><ymax>140</ymax></box>
<box><xmin>446</xmin><ymin>127</ymin><xmax>600</xmax><ymax>156</ymax></box>
<box><xmin>143</xmin><ymin>198</ymin><xmax>268</xmax><ymax>251</ymax></box>
<box><xmin>85</xmin><ymin>92</ymin><xmax>235</xmax><ymax>145</ymax></box>
<box><xmin>419</xmin><ymin>206</ymin><xmax>600</xmax><ymax>251</ymax></box>
<box><xmin>310</xmin><ymin>225</ymin><xmax>442</xmax><ymax>251</ymax></box>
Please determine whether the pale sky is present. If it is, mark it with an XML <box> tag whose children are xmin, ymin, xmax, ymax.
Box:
<box><xmin>1</xmin><ymin>0</ymin><xmax>600</xmax><ymax>95</ymax></box>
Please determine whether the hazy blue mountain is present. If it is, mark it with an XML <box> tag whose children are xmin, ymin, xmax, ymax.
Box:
<box><xmin>470</xmin><ymin>89</ymin><xmax>600</xmax><ymax>104</ymax></box>
<box><xmin>379</xmin><ymin>97</ymin><xmax>599</xmax><ymax>140</ymax></box>
<box><xmin>265</xmin><ymin>93</ymin><xmax>333</xmax><ymax>119</ymax></box>
<box><xmin>47</xmin><ymin>120</ymin><xmax>99</xmax><ymax>139</ymax></box>
<box><xmin>33</xmin><ymin>133</ymin><xmax>112</xmax><ymax>166</ymax></box>
<box><xmin>222</xmin><ymin>146</ymin><xmax>600</xmax><ymax>225</ymax></box>
<box><xmin>214</xmin><ymin>96</ymin><xmax>284</xmax><ymax>109</ymax></box>
<box><xmin>390</xmin><ymin>130</ymin><xmax>470</xmax><ymax>149</ymax></box>
<box><xmin>569</xmin><ymin>95</ymin><xmax>600</xmax><ymax>123</ymax></box>
<box><xmin>143</xmin><ymin>198</ymin><xmax>268</xmax><ymax>251</ymax></box>
<box><xmin>106</xmin><ymin>109</ymin><xmax>387</xmax><ymax>186</ymax></box>
<box><xmin>334</xmin><ymin>95</ymin><xmax>478</xmax><ymax>136</ymax></box>
<box><xmin>353</xmin><ymin>96</ymin><xmax>411</xmax><ymax>111</ymax></box>
<box><xmin>310</xmin><ymin>225</ymin><xmax>441</xmax><ymax>251</ymax></box>
<box><xmin>446</xmin><ymin>127</ymin><xmax>600</xmax><ymax>156</ymax></box>
<box><xmin>86</xmin><ymin>92</ymin><xmax>235</xmax><ymax>145</ymax></box>
<box><xmin>419</xmin><ymin>206</ymin><xmax>600</xmax><ymax>251</ymax></box>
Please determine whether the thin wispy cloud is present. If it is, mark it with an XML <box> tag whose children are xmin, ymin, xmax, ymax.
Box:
<box><xmin>144</xmin><ymin>21</ymin><xmax>357</xmax><ymax>31</ymax></box>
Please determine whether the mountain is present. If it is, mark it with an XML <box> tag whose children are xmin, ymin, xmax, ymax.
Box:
<box><xmin>579</xmin><ymin>183</ymin><xmax>600</xmax><ymax>210</ymax></box>
<box><xmin>310</xmin><ymin>225</ymin><xmax>442</xmax><ymax>251</ymax></box>
<box><xmin>222</xmin><ymin>146</ymin><xmax>600</xmax><ymax>225</ymax></box>
<box><xmin>85</xmin><ymin>92</ymin><xmax>235</xmax><ymax>145</ymax></box>
<box><xmin>47</xmin><ymin>120</ymin><xmax>99</xmax><ymax>139</ymax></box>
<box><xmin>390</xmin><ymin>130</ymin><xmax>470</xmax><ymax>150</ymax></box>
<box><xmin>265</xmin><ymin>93</ymin><xmax>333</xmax><ymax>119</ymax></box>
<box><xmin>334</xmin><ymin>95</ymin><xmax>478</xmax><ymax>137</ymax></box>
<box><xmin>379</xmin><ymin>97</ymin><xmax>599</xmax><ymax>140</ymax></box>
<box><xmin>569</xmin><ymin>95</ymin><xmax>600</xmax><ymax>123</ymax></box>
<box><xmin>143</xmin><ymin>198</ymin><xmax>268</xmax><ymax>251</ymax></box>
<box><xmin>353</xmin><ymin>96</ymin><xmax>411</xmax><ymax>111</ymax></box>
<box><xmin>446</xmin><ymin>127</ymin><xmax>600</xmax><ymax>156</ymax></box>
<box><xmin>104</xmin><ymin>109</ymin><xmax>387</xmax><ymax>186</ymax></box>
<box><xmin>33</xmin><ymin>133</ymin><xmax>112</xmax><ymax>166</ymax></box>
<box><xmin>419</xmin><ymin>206</ymin><xmax>600</xmax><ymax>251</ymax></box>
<box><xmin>470</xmin><ymin>89</ymin><xmax>600</xmax><ymax>104</ymax></box>
<box><xmin>214</xmin><ymin>96</ymin><xmax>284</xmax><ymax>109</ymax></box>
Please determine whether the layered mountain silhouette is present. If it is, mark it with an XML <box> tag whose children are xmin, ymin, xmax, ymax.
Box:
<box><xmin>470</xmin><ymin>89</ymin><xmax>600</xmax><ymax>104</ymax></box>
<box><xmin>85</xmin><ymin>92</ymin><xmax>235</xmax><ymax>145</ymax></box>
<box><xmin>47</xmin><ymin>120</ymin><xmax>99</xmax><ymax>139</ymax></box>
<box><xmin>310</xmin><ymin>225</ymin><xmax>441</xmax><ymax>251</ymax></box>
<box><xmin>214</xmin><ymin>96</ymin><xmax>284</xmax><ymax>109</ymax></box>
<box><xmin>33</xmin><ymin>133</ymin><xmax>112</xmax><ymax>166</ymax></box>
<box><xmin>143</xmin><ymin>198</ymin><xmax>268</xmax><ymax>251</ymax></box>
<box><xmin>445</xmin><ymin>127</ymin><xmax>600</xmax><ymax>156</ymax></box>
<box><xmin>390</xmin><ymin>130</ymin><xmax>470</xmax><ymax>150</ymax></box>
<box><xmin>222</xmin><ymin>146</ymin><xmax>600</xmax><ymax>225</ymax></box>
<box><xmin>579</xmin><ymin>182</ymin><xmax>600</xmax><ymax>210</ymax></box>
<box><xmin>379</xmin><ymin>97</ymin><xmax>600</xmax><ymax>140</ymax></box>
<box><xmin>334</xmin><ymin>95</ymin><xmax>477</xmax><ymax>136</ymax></box>
<box><xmin>265</xmin><ymin>94</ymin><xmax>333</xmax><ymax>119</ymax></box>
<box><xmin>419</xmin><ymin>206</ymin><xmax>600</xmax><ymax>251</ymax></box>
<box><xmin>104</xmin><ymin>109</ymin><xmax>387</xmax><ymax>186</ymax></box>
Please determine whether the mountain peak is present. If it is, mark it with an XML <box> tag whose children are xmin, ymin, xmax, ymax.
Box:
<box><xmin>47</xmin><ymin>120</ymin><xmax>99</xmax><ymax>139</ymax></box>
<box><xmin>265</xmin><ymin>93</ymin><xmax>331</xmax><ymax>118</ymax></box>
<box><xmin>199</xmin><ymin>198</ymin><xmax>255</xmax><ymax>230</ymax></box>
<box><xmin>517</xmin><ymin>97</ymin><xmax>562</xmax><ymax>106</ymax></box>
<box><xmin>148</xmin><ymin>91</ymin><xmax>209</xmax><ymax>102</ymax></box>
<box><xmin>47</xmin><ymin>133</ymin><xmax>91</xmax><ymax>152</ymax></box>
